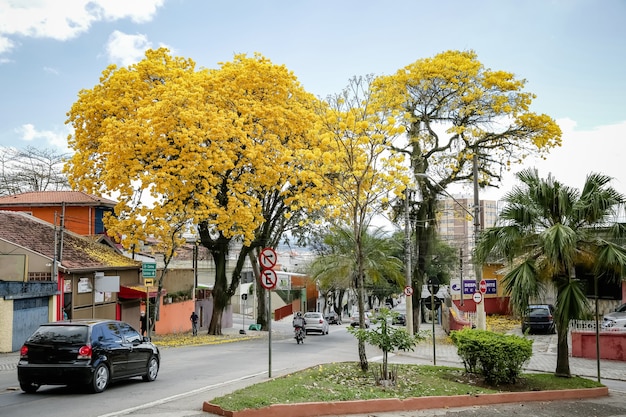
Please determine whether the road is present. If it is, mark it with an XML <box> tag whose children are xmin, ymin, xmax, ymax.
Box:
<box><xmin>0</xmin><ymin>322</ymin><xmax>371</xmax><ymax>417</ymax></box>
<box><xmin>3</xmin><ymin>320</ymin><xmax>626</xmax><ymax>417</ymax></box>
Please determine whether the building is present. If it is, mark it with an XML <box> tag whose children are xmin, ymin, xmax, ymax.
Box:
<box><xmin>0</xmin><ymin>191</ymin><xmax>116</xmax><ymax>236</ymax></box>
<box><xmin>0</xmin><ymin>211</ymin><xmax>143</xmax><ymax>352</ymax></box>
<box><xmin>435</xmin><ymin>196</ymin><xmax>508</xmax><ymax>314</ymax></box>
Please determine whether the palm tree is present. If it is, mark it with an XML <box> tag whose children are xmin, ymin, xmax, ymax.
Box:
<box><xmin>308</xmin><ymin>225</ymin><xmax>405</xmax><ymax>371</ymax></box>
<box><xmin>475</xmin><ymin>168</ymin><xmax>626</xmax><ymax>377</ymax></box>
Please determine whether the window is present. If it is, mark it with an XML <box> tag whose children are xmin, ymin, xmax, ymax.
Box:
<box><xmin>118</xmin><ymin>322</ymin><xmax>142</xmax><ymax>344</ymax></box>
<box><xmin>100</xmin><ymin>322</ymin><xmax>123</xmax><ymax>342</ymax></box>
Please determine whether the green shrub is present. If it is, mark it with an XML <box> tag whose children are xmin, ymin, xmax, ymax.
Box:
<box><xmin>450</xmin><ymin>328</ymin><xmax>532</xmax><ymax>385</ymax></box>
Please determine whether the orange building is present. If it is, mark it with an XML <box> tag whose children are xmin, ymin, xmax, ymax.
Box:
<box><xmin>0</xmin><ymin>191</ymin><xmax>116</xmax><ymax>236</ymax></box>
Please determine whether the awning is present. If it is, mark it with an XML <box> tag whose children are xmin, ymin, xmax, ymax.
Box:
<box><xmin>119</xmin><ymin>285</ymin><xmax>160</xmax><ymax>299</ymax></box>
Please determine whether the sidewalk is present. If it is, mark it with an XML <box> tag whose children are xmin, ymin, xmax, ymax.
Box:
<box><xmin>394</xmin><ymin>323</ymin><xmax>626</xmax><ymax>382</ymax></box>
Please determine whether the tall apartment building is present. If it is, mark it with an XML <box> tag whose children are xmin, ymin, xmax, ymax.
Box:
<box><xmin>436</xmin><ymin>196</ymin><xmax>500</xmax><ymax>284</ymax></box>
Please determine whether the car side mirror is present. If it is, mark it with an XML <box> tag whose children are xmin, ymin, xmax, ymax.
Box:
<box><xmin>142</xmin><ymin>336</ymin><xmax>151</xmax><ymax>343</ymax></box>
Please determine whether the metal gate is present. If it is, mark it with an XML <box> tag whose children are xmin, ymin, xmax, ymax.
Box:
<box><xmin>12</xmin><ymin>297</ymin><xmax>49</xmax><ymax>351</ymax></box>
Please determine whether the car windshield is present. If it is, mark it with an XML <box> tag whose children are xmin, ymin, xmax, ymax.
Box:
<box><xmin>304</xmin><ymin>313</ymin><xmax>321</xmax><ymax>319</ymax></box>
<box><xmin>28</xmin><ymin>325</ymin><xmax>88</xmax><ymax>344</ymax></box>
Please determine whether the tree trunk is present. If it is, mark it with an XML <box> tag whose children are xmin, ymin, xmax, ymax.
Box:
<box><xmin>357</xmin><ymin>272</ymin><xmax>368</xmax><ymax>372</ymax></box>
<box><xmin>355</xmin><ymin>223</ymin><xmax>368</xmax><ymax>372</ymax></box>
<box><xmin>248</xmin><ymin>250</ymin><xmax>267</xmax><ymax>330</ymax></box>
<box><xmin>413</xmin><ymin>193</ymin><xmax>437</xmax><ymax>331</ymax></box>
<box><xmin>555</xmin><ymin>317</ymin><xmax>572</xmax><ymax>377</ymax></box>
<box><xmin>208</xmin><ymin>241</ymin><xmax>229</xmax><ymax>335</ymax></box>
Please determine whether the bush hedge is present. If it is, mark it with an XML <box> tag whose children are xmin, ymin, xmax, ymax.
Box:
<box><xmin>450</xmin><ymin>328</ymin><xmax>533</xmax><ymax>385</ymax></box>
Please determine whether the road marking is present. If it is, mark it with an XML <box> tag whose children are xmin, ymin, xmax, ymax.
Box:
<box><xmin>97</xmin><ymin>371</ymin><xmax>270</xmax><ymax>417</ymax></box>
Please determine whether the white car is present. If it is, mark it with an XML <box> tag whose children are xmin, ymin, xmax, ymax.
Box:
<box><xmin>303</xmin><ymin>312</ymin><xmax>329</xmax><ymax>335</ymax></box>
<box><xmin>349</xmin><ymin>312</ymin><xmax>371</xmax><ymax>328</ymax></box>
<box><xmin>601</xmin><ymin>316</ymin><xmax>626</xmax><ymax>331</ymax></box>
<box><xmin>602</xmin><ymin>303</ymin><xmax>626</xmax><ymax>328</ymax></box>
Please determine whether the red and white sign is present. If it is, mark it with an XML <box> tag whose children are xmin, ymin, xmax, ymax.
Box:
<box><xmin>404</xmin><ymin>286</ymin><xmax>414</xmax><ymax>296</ymax></box>
<box><xmin>479</xmin><ymin>279</ymin><xmax>487</xmax><ymax>294</ymax></box>
<box><xmin>472</xmin><ymin>292</ymin><xmax>483</xmax><ymax>304</ymax></box>
<box><xmin>259</xmin><ymin>247</ymin><xmax>278</xmax><ymax>269</ymax></box>
<box><xmin>260</xmin><ymin>269</ymin><xmax>278</xmax><ymax>290</ymax></box>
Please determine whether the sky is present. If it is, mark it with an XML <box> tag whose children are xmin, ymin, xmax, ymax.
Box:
<box><xmin>0</xmin><ymin>0</ymin><xmax>625</xmax><ymax>201</ymax></box>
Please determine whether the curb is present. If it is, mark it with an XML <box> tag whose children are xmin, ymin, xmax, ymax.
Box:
<box><xmin>203</xmin><ymin>386</ymin><xmax>609</xmax><ymax>417</ymax></box>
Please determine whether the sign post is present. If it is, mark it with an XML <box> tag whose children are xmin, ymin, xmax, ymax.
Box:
<box><xmin>259</xmin><ymin>247</ymin><xmax>278</xmax><ymax>378</ymax></box>
<box><xmin>240</xmin><ymin>293</ymin><xmax>247</xmax><ymax>335</ymax></box>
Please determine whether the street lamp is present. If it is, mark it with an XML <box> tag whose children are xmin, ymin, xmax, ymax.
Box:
<box><xmin>415</xmin><ymin>172</ymin><xmax>486</xmax><ymax>330</ymax></box>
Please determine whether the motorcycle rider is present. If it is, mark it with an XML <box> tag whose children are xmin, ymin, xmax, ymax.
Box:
<box><xmin>292</xmin><ymin>311</ymin><xmax>306</xmax><ymax>338</ymax></box>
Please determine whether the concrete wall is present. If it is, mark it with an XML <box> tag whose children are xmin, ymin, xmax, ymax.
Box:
<box><xmin>572</xmin><ymin>331</ymin><xmax>626</xmax><ymax>361</ymax></box>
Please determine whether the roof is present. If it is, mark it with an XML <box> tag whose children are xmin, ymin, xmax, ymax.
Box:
<box><xmin>0</xmin><ymin>211</ymin><xmax>140</xmax><ymax>273</ymax></box>
<box><xmin>0</xmin><ymin>191</ymin><xmax>117</xmax><ymax>208</ymax></box>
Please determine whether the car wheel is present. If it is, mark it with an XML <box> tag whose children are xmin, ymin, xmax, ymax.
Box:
<box><xmin>20</xmin><ymin>381</ymin><xmax>39</xmax><ymax>393</ymax></box>
<box><xmin>142</xmin><ymin>355</ymin><xmax>159</xmax><ymax>382</ymax></box>
<box><xmin>91</xmin><ymin>363</ymin><xmax>110</xmax><ymax>393</ymax></box>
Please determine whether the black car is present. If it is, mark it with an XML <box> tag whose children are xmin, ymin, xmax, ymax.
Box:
<box><xmin>522</xmin><ymin>304</ymin><xmax>556</xmax><ymax>334</ymax></box>
<box><xmin>17</xmin><ymin>319</ymin><xmax>160</xmax><ymax>393</ymax></box>
<box><xmin>392</xmin><ymin>313</ymin><xmax>406</xmax><ymax>326</ymax></box>
<box><xmin>324</xmin><ymin>310</ymin><xmax>342</xmax><ymax>325</ymax></box>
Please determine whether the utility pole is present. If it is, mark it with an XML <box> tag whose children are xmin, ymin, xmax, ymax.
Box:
<box><xmin>405</xmin><ymin>188</ymin><xmax>413</xmax><ymax>335</ymax></box>
<box><xmin>459</xmin><ymin>247</ymin><xmax>464</xmax><ymax>306</ymax></box>
<box><xmin>473</xmin><ymin>153</ymin><xmax>486</xmax><ymax>330</ymax></box>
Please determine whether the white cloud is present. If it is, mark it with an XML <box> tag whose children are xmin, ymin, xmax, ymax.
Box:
<box><xmin>106</xmin><ymin>30</ymin><xmax>152</xmax><ymax>66</ymax></box>
<box><xmin>480</xmin><ymin>119</ymin><xmax>626</xmax><ymax>201</ymax></box>
<box><xmin>0</xmin><ymin>0</ymin><xmax>165</xmax><ymax>54</ymax></box>
<box><xmin>43</xmin><ymin>66</ymin><xmax>59</xmax><ymax>75</ymax></box>
<box><xmin>15</xmin><ymin>124</ymin><xmax>71</xmax><ymax>150</ymax></box>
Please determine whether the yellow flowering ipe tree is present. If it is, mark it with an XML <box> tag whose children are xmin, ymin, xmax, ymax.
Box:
<box><xmin>372</xmin><ymin>50</ymin><xmax>562</xmax><ymax>332</ymax></box>
<box><xmin>308</xmin><ymin>75</ymin><xmax>410</xmax><ymax>371</ymax></box>
<box><xmin>66</xmin><ymin>49</ymin><xmax>324</xmax><ymax>334</ymax></box>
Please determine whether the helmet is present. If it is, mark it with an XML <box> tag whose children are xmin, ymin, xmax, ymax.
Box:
<box><xmin>296</xmin><ymin>312</ymin><xmax>302</xmax><ymax>317</ymax></box>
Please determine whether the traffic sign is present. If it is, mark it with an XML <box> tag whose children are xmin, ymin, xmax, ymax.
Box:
<box><xmin>404</xmin><ymin>286</ymin><xmax>414</xmax><ymax>296</ymax></box>
<box><xmin>260</xmin><ymin>268</ymin><xmax>278</xmax><ymax>290</ymax></box>
<box><xmin>144</xmin><ymin>278</ymin><xmax>154</xmax><ymax>287</ymax></box>
<box><xmin>142</xmin><ymin>262</ymin><xmax>157</xmax><ymax>278</ymax></box>
<box><xmin>479</xmin><ymin>279</ymin><xmax>487</xmax><ymax>294</ymax></box>
<box><xmin>472</xmin><ymin>292</ymin><xmax>483</xmax><ymax>304</ymax></box>
<box><xmin>259</xmin><ymin>247</ymin><xmax>278</xmax><ymax>269</ymax></box>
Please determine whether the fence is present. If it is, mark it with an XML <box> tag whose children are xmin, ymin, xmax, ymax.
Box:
<box><xmin>570</xmin><ymin>319</ymin><xmax>626</xmax><ymax>332</ymax></box>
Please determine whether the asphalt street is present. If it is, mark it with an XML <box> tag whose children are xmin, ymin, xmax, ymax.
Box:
<box><xmin>2</xmin><ymin>315</ymin><xmax>626</xmax><ymax>417</ymax></box>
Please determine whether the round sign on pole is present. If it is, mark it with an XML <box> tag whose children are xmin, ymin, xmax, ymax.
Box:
<box><xmin>260</xmin><ymin>268</ymin><xmax>278</xmax><ymax>290</ymax></box>
<box><xmin>472</xmin><ymin>292</ymin><xmax>483</xmax><ymax>304</ymax></box>
<box><xmin>259</xmin><ymin>247</ymin><xmax>278</xmax><ymax>270</ymax></box>
<box><xmin>479</xmin><ymin>279</ymin><xmax>487</xmax><ymax>294</ymax></box>
<box><xmin>404</xmin><ymin>286</ymin><xmax>414</xmax><ymax>296</ymax></box>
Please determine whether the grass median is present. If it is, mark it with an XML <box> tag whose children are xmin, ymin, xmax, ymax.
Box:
<box><xmin>208</xmin><ymin>361</ymin><xmax>603</xmax><ymax>412</ymax></box>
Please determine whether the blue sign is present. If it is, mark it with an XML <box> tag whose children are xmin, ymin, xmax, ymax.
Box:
<box><xmin>462</xmin><ymin>279</ymin><xmax>497</xmax><ymax>295</ymax></box>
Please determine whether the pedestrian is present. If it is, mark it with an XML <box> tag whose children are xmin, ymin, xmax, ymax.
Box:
<box><xmin>190</xmin><ymin>311</ymin><xmax>199</xmax><ymax>336</ymax></box>
<box><xmin>140</xmin><ymin>311</ymin><xmax>147</xmax><ymax>336</ymax></box>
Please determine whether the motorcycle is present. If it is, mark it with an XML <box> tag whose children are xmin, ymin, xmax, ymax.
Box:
<box><xmin>294</xmin><ymin>326</ymin><xmax>305</xmax><ymax>344</ymax></box>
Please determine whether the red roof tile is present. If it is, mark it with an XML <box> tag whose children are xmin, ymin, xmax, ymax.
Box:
<box><xmin>0</xmin><ymin>211</ymin><xmax>139</xmax><ymax>272</ymax></box>
<box><xmin>0</xmin><ymin>191</ymin><xmax>117</xmax><ymax>207</ymax></box>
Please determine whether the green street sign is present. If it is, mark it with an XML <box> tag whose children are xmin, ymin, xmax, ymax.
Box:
<box><xmin>142</xmin><ymin>262</ymin><xmax>157</xmax><ymax>278</ymax></box>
